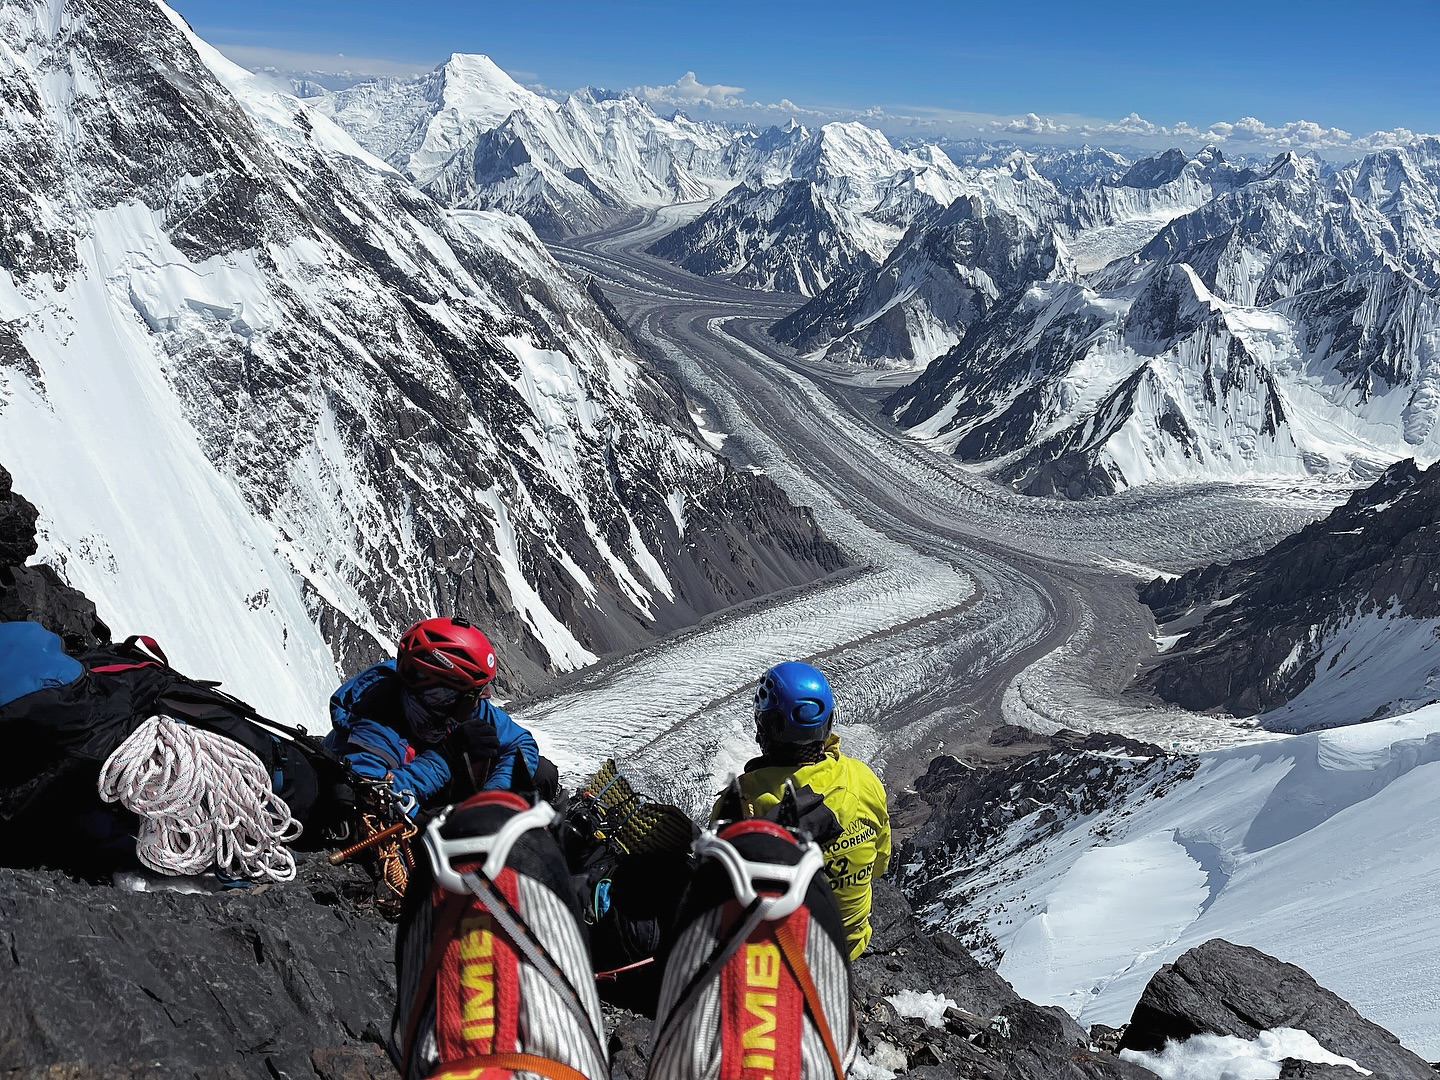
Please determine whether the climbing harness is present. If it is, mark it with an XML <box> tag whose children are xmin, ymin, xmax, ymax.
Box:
<box><xmin>98</xmin><ymin>714</ymin><xmax>302</xmax><ymax>882</ymax></box>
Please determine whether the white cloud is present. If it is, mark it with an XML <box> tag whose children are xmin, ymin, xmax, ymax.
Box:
<box><xmin>1205</xmin><ymin>115</ymin><xmax>1353</xmax><ymax>148</ymax></box>
<box><xmin>217</xmin><ymin>45</ymin><xmax>1434</xmax><ymax>160</ymax></box>
<box><xmin>635</xmin><ymin>71</ymin><xmax>746</xmax><ymax>107</ymax></box>
<box><xmin>999</xmin><ymin>112</ymin><xmax>1071</xmax><ymax>135</ymax></box>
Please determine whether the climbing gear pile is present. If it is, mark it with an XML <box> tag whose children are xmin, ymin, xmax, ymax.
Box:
<box><xmin>98</xmin><ymin>714</ymin><xmax>302</xmax><ymax>882</ymax></box>
<box><xmin>570</xmin><ymin>759</ymin><xmax>696</xmax><ymax>859</ymax></box>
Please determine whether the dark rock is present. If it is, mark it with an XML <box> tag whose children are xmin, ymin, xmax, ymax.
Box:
<box><xmin>1089</xmin><ymin>1024</ymin><xmax>1127</xmax><ymax>1054</ymax></box>
<box><xmin>1138</xmin><ymin>456</ymin><xmax>1440</xmax><ymax>724</ymax></box>
<box><xmin>0</xmin><ymin>464</ymin><xmax>39</xmax><ymax>567</ymax></box>
<box><xmin>602</xmin><ymin>1007</ymin><xmax>651</xmax><ymax>1080</ymax></box>
<box><xmin>1121</xmin><ymin>939</ymin><xmax>1433</xmax><ymax>1078</ymax></box>
<box><xmin>0</xmin><ymin>466</ymin><xmax>109</xmax><ymax>649</ymax></box>
<box><xmin>1277</xmin><ymin>1061</ymin><xmax>1372</xmax><ymax>1078</ymax></box>
<box><xmin>913</xmin><ymin>754</ymin><xmax>974</xmax><ymax>794</ymax></box>
<box><xmin>0</xmin><ymin>856</ymin><xmax>396</xmax><ymax>1078</ymax></box>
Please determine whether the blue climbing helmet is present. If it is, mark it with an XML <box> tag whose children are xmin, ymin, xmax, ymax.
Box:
<box><xmin>754</xmin><ymin>660</ymin><xmax>835</xmax><ymax>744</ymax></box>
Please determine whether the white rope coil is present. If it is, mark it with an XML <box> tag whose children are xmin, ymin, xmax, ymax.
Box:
<box><xmin>98</xmin><ymin>715</ymin><xmax>302</xmax><ymax>883</ymax></box>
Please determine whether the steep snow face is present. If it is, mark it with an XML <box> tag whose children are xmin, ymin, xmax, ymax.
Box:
<box><xmin>315</xmin><ymin>57</ymin><xmax>740</xmax><ymax>236</ymax></box>
<box><xmin>910</xmin><ymin>707</ymin><xmax>1440</xmax><ymax>1058</ymax></box>
<box><xmin>0</xmin><ymin>0</ymin><xmax>841</xmax><ymax>721</ymax></box>
<box><xmin>889</xmin><ymin>143</ymin><xmax>1440</xmax><ymax>497</ymax></box>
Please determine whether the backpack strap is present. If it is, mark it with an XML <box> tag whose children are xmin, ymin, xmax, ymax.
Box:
<box><xmin>774</xmin><ymin>917</ymin><xmax>847</xmax><ymax>1080</ymax></box>
<box><xmin>122</xmin><ymin>635</ymin><xmax>169</xmax><ymax>665</ymax></box>
<box><xmin>89</xmin><ymin>635</ymin><xmax>170</xmax><ymax>673</ymax></box>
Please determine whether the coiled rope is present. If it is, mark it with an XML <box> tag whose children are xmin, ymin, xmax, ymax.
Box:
<box><xmin>98</xmin><ymin>715</ymin><xmax>302</xmax><ymax>882</ymax></box>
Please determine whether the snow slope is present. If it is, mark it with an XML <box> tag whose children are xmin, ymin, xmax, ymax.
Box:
<box><xmin>920</xmin><ymin>708</ymin><xmax>1440</xmax><ymax>1057</ymax></box>
<box><xmin>0</xmin><ymin>0</ymin><xmax>840</xmax><ymax>720</ymax></box>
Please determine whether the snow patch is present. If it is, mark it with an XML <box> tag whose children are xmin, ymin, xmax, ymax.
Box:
<box><xmin>884</xmin><ymin>990</ymin><xmax>957</xmax><ymax>1029</ymax></box>
<box><xmin>1120</xmin><ymin>1028</ymin><xmax>1371</xmax><ymax>1079</ymax></box>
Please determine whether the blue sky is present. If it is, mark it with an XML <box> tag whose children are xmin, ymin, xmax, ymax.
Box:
<box><xmin>175</xmin><ymin>0</ymin><xmax>1440</xmax><ymax>153</ymax></box>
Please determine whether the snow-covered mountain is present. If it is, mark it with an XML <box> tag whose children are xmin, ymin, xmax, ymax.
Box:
<box><xmin>311</xmin><ymin>56</ymin><xmax>740</xmax><ymax>237</ymax></box>
<box><xmin>774</xmin><ymin>147</ymin><xmax>1260</xmax><ymax>372</ymax></box>
<box><xmin>1060</xmin><ymin>145</ymin><xmax>1259</xmax><ymax>273</ymax></box>
<box><xmin>888</xmin><ymin>143</ymin><xmax>1440</xmax><ymax>497</ymax></box>
<box><xmin>1139</xmin><ymin>457</ymin><xmax>1440</xmax><ymax>730</ymax></box>
<box><xmin>646</xmin><ymin>123</ymin><xmax>970</xmax><ymax>297</ymax></box>
<box><xmin>773</xmin><ymin>153</ymin><xmax>1072</xmax><ymax>364</ymax></box>
<box><xmin>0</xmin><ymin>0</ymin><xmax>843</xmax><ymax>724</ymax></box>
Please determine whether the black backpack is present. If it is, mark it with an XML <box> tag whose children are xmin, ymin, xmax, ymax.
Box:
<box><xmin>0</xmin><ymin>623</ymin><xmax>337</xmax><ymax>870</ymax></box>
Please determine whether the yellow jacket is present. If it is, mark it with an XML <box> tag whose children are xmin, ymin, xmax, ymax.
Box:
<box><xmin>711</xmin><ymin>735</ymin><xmax>891</xmax><ymax>958</ymax></box>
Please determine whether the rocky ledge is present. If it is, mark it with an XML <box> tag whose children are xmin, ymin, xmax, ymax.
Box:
<box><xmin>6</xmin><ymin>862</ymin><xmax>1433</xmax><ymax>1079</ymax></box>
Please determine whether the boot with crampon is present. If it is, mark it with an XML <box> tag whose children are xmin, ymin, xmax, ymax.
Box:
<box><xmin>647</xmin><ymin>820</ymin><xmax>856</xmax><ymax>1080</ymax></box>
<box><xmin>389</xmin><ymin>791</ymin><xmax>608</xmax><ymax>1080</ymax></box>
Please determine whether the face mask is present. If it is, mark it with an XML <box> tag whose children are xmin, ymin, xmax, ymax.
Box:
<box><xmin>403</xmin><ymin>690</ymin><xmax>458</xmax><ymax>745</ymax></box>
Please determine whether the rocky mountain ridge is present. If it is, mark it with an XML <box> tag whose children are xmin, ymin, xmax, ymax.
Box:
<box><xmin>772</xmin><ymin>153</ymin><xmax>1074</xmax><ymax>365</ymax></box>
<box><xmin>646</xmin><ymin>123</ymin><xmax>972</xmax><ymax>298</ymax></box>
<box><xmin>1139</xmin><ymin>456</ymin><xmax>1440</xmax><ymax>728</ymax></box>
<box><xmin>887</xmin><ymin>141</ymin><xmax>1440</xmax><ymax>497</ymax></box>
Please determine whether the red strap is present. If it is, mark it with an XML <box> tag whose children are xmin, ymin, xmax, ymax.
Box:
<box><xmin>434</xmin><ymin>877</ymin><xmax>520</xmax><ymax>1063</ymax></box>
<box><xmin>427</xmin><ymin>1051</ymin><xmax>593</xmax><ymax>1080</ymax></box>
<box><xmin>774</xmin><ymin>917</ymin><xmax>847</xmax><ymax>1080</ymax></box>
<box><xmin>402</xmin><ymin>895</ymin><xmax>469</xmax><ymax>1080</ymax></box>
<box><xmin>90</xmin><ymin>635</ymin><xmax>171</xmax><ymax>675</ymax></box>
<box><xmin>719</xmin><ymin>915</ymin><xmax>803</xmax><ymax>1080</ymax></box>
<box><xmin>594</xmin><ymin>956</ymin><xmax>655</xmax><ymax>981</ymax></box>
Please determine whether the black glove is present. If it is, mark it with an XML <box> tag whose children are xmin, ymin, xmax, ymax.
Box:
<box><xmin>450</xmin><ymin>718</ymin><xmax>501</xmax><ymax>787</ymax></box>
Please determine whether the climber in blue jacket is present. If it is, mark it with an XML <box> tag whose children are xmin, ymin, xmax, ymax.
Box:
<box><xmin>325</xmin><ymin>616</ymin><xmax>554</xmax><ymax>814</ymax></box>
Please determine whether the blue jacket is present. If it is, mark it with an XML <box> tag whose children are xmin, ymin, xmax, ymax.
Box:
<box><xmin>324</xmin><ymin>660</ymin><xmax>539</xmax><ymax>812</ymax></box>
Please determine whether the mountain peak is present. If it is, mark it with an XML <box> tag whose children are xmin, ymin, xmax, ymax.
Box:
<box><xmin>1120</xmin><ymin>147</ymin><xmax>1189</xmax><ymax>189</ymax></box>
<box><xmin>441</xmin><ymin>52</ymin><xmax>519</xmax><ymax>86</ymax></box>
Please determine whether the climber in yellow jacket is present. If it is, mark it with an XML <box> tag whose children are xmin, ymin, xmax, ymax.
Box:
<box><xmin>711</xmin><ymin>660</ymin><xmax>891</xmax><ymax>959</ymax></box>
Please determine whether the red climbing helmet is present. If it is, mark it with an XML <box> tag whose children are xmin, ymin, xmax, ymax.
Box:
<box><xmin>397</xmin><ymin>617</ymin><xmax>498</xmax><ymax>693</ymax></box>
